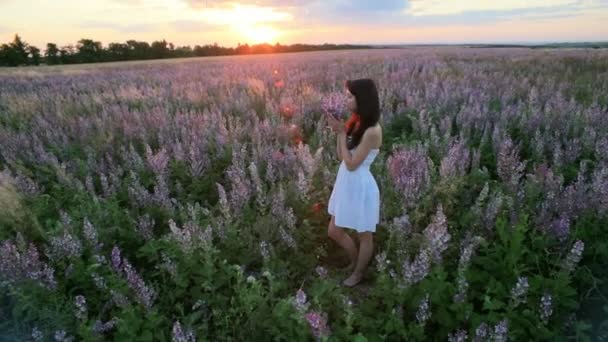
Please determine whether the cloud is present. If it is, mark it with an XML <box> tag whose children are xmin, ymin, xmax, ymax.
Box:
<box><xmin>170</xmin><ymin>20</ymin><xmax>222</xmax><ymax>32</ymax></box>
<box><xmin>79</xmin><ymin>20</ymin><xmax>158</xmax><ymax>33</ymax></box>
<box><xmin>405</xmin><ymin>0</ymin><xmax>597</xmax><ymax>16</ymax></box>
<box><xmin>184</xmin><ymin>0</ymin><xmax>309</xmax><ymax>8</ymax></box>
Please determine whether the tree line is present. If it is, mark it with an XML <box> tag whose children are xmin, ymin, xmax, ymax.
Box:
<box><xmin>0</xmin><ymin>34</ymin><xmax>372</xmax><ymax>67</ymax></box>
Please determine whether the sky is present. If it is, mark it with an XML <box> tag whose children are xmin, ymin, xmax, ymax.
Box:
<box><xmin>0</xmin><ymin>0</ymin><xmax>607</xmax><ymax>48</ymax></box>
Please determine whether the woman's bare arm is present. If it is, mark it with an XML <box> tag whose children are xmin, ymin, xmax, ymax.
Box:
<box><xmin>338</xmin><ymin>128</ymin><xmax>380</xmax><ymax>171</ymax></box>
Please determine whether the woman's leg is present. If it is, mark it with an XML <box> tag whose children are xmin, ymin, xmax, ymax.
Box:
<box><xmin>327</xmin><ymin>216</ymin><xmax>358</xmax><ymax>268</ymax></box>
<box><xmin>343</xmin><ymin>231</ymin><xmax>374</xmax><ymax>287</ymax></box>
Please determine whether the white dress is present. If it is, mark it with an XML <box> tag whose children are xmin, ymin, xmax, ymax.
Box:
<box><xmin>327</xmin><ymin>148</ymin><xmax>380</xmax><ymax>232</ymax></box>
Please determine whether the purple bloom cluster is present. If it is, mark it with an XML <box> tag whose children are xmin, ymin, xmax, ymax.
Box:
<box><xmin>388</xmin><ymin>144</ymin><xmax>432</xmax><ymax>209</ymax></box>
<box><xmin>423</xmin><ymin>205</ymin><xmax>451</xmax><ymax>264</ymax></box>
<box><xmin>305</xmin><ymin>311</ymin><xmax>331</xmax><ymax>339</ymax></box>
<box><xmin>510</xmin><ymin>277</ymin><xmax>529</xmax><ymax>307</ymax></box>
<box><xmin>74</xmin><ymin>295</ymin><xmax>87</xmax><ymax>321</ymax></box>
<box><xmin>321</xmin><ymin>90</ymin><xmax>351</xmax><ymax>120</ymax></box>
<box><xmin>0</xmin><ymin>238</ymin><xmax>56</xmax><ymax>289</ymax></box>
<box><xmin>415</xmin><ymin>293</ymin><xmax>431</xmax><ymax>325</ymax></box>
<box><xmin>172</xmin><ymin>320</ymin><xmax>196</xmax><ymax>342</ymax></box>
<box><xmin>563</xmin><ymin>240</ymin><xmax>585</xmax><ymax>274</ymax></box>
<box><xmin>110</xmin><ymin>246</ymin><xmax>156</xmax><ymax>310</ymax></box>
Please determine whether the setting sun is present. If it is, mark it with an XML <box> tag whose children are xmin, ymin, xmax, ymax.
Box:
<box><xmin>240</xmin><ymin>25</ymin><xmax>280</xmax><ymax>44</ymax></box>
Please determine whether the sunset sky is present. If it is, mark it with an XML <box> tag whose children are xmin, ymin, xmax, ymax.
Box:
<box><xmin>1</xmin><ymin>0</ymin><xmax>607</xmax><ymax>48</ymax></box>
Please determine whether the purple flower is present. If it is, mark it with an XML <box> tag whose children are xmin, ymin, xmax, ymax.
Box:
<box><xmin>440</xmin><ymin>139</ymin><xmax>470</xmax><ymax>179</ymax></box>
<box><xmin>321</xmin><ymin>91</ymin><xmax>351</xmax><ymax>119</ymax></box>
<box><xmin>216</xmin><ymin>183</ymin><xmax>231</xmax><ymax>222</ymax></box>
<box><xmin>135</xmin><ymin>213</ymin><xmax>155</xmax><ymax>241</ymax></box>
<box><xmin>74</xmin><ymin>295</ymin><xmax>87</xmax><ymax>321</ymax></box>
<box><xmin>388</xmin><ymin>145</ymin><xmax>432</xmax><ymax>209</ymax></box>
<box><xmin>0</xmin><ymin>239</ymin><xmax>56</xmax><ymax>289</ymax></box>
<box><xmin>423</xmin><ymin>205</ymin><xmax>451</xmax><ymax>264</ymax></box>
<box><xmin>172</xmin><ymin>320</ymin><xmax>196</xmax><ymax>342</ymax></box>
<box><xmin>305</xmin><ymin>311</ymin><xmax>331</xmax><ymax>339</ymax></box>
<box><xmin>145</xmin><ymin>144</ymin><xmax>170</xmax><ymax>176</ymax></box>
<box><xmin>315</xmin><ymin>266</ymin><xmax>328</xmax><ymax>278</ymax></box>
<box><xmin>110</xmin><ymin>246</ymin><xmax>156</xmax><ymax>310</ymax></box>
<box><xmin>279</xmin><ymin>227</ymin><xmax>297</xmax><ymax>249</ymax></box>
<box><xmin>510</xmin><ymin>277</ymin><xmax>529</xmax><ymax>307</ymax></box>
<box><xmin>403</xmin><ymin>247</ymin><xmax>431</xmax><ymax>286</ymax></box>
<box><xmin>497</xmin><ymin>136</ymin><xmax>525</xmax><ymax>193</ymax></box>
<box><xmin>540</xmin><ymin>293</ymin><xmax>553</xmax><ymax>324</ymax></box>
<box><xmin>92</xmin><ymin>317</ymin><xmax>118</xmax><ymax>334</ymax></box>
<box><xmin>31</xmin><ymin>327</ymin><xmax>44</xmax><ymax>341</ymax></box>
<box><xmin>248</xmin><ymin>162</ymin><xmax>267</xmax><ymax>210</ymax></box>
<box><xmin>122</xmin><ymin>260</ymin><xmax>157</xmax><ymax>310</ymax></box>
<box><xmin>563</xmin><ymin>240</ymin><xmax>585</xmax><ymax>274</ymax></box>
<box><xmin>415</xmin><ymin>294</ymin><xmax>431</xmax><ymax>325</ymax></box>
<box><xmin>548</xmin><ymin>215</ymin><xmax>570</xmax><ymax>242</ymax></box>
<box><xmin>473</xmin><ymin>322</ymin><xmax>490</xmax><ymax>342</ymax></box>
<box><xmin>111</xmin><ymin>246</ymin><xmax>122</xmax><ymax>272</ymax></box>
<box><xmin>48</xmin><ymin>232</ymin><xmax>82</xmax><ymax>260</ymax></box>
<box><xmin>293</xmin><ymin>289</ymin><xmax>310</xmax><ymax>313</ymax></box>
<box><xmin>448</xmin><ymin>329</ymin><xmax>468</xmax><ymax>342</ymax></box>
<box><xmin>492</xmin><ymin>319</ymin><xmax>509</xmax><ymax>342</ymax></box>
<box><xmin>259</xmin><ymin>241</ymin><xmax>270</xmax><ymax>260</ymax></box>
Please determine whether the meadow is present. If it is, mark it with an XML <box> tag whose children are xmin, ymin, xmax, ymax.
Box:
<box><xmin>1</xmin><ymin>47</ymin><xmax>607</xmax><ymax>341</ymax></box>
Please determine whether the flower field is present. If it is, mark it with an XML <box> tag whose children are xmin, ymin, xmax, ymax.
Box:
<box><xmin>1</xmin><ymin>47</ymin><xmax>608</xmax><ymax>341</ymax></box>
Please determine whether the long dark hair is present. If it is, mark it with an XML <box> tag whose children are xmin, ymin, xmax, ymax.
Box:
<box><xmin>346</xmin><ymin>78</ymin><xmax>380</xmax><ymax>150</ymax></box>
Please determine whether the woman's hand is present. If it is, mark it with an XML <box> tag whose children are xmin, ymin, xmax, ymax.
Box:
<box><xmin>325</xmin><ymin>112</ymin><xmax>344</xmax><ymax>133</ymax></box>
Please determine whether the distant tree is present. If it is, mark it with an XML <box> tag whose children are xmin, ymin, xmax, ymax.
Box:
<box><xmin>151</xmin><ymin>39</ymin><xmax>169</xmax><ymax>59</ymax></box>
<box><xmin>77</xmin><ymin>38</ymin><xmax>103</xmax><ymax>63</ymax></box>
<box><xmin>10</xmin><ymin>34</ymin><xmax>29</xmax><ymax>65</ymax></box>
<box><xmin>45</xmin><ymin>43</ymin><xmax>60</xmax><ymax>65</ymax></box>
<box><xmin>28</xmin><ymin>45</ymin><xmax>41</xmax><ymax>65</ymax></box>
<box><xmin>107</xmin><ymin>42</ymin><xmax>129</xmax><ymax>61</ymax></box>
<box><xmin>60</xmin><ymin>44</ymin><xmax>76</xmax><ymax>64</ymax></box>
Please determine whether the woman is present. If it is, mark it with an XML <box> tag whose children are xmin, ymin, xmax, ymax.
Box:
<box><xmin>325</xmin><ymin>78</ymin><xmax>382</xmax><ymax>287</ymax></box>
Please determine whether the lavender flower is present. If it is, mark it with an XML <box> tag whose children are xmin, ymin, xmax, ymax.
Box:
<box><xmin>563</xmin><ymin>240</ymin><xmax>585</xmax><ymax>274</ymax></box>
<box><xmin>403</xmin><ymin>247</ymin><xmax>431</xmax><ymax>286</ymax></box>
<box><xmin>172</xmin><ymin>321</ymin><xmax>196</xmax><ymax>342</ymax></box>
<box><xmin>279</xmin><ymin>227</ymin><xmax>297</xmax><ymax>249</ymax></box>
<box><xmin>510</xmin><ymin>277</ymin><xmax>529</xmax><ymax>307</ymax></box>
<box><xmin>448</xmin><ymin>329</ymin><xmax>468</xmax><ymax>342</ymax></box>
<box><xmin>110</xmin><ymin>246</ymin><xmax>156</xmax><ymax>310</ymax></box>
<box><xmin>122</xmin><ymin>260</ymin><xmax>157</xmax><ymax>310</ymax></box>
<box><xmin>111</xmin><ymin>246</ymin><xmax>122</xmax><ymax>272</ymax></box>
<box><xmin>294</xmin><ymin>289</ymin><xmax>309</xmax><ymax>313</ymax></box>
<box><xmin>415</xmin><ymin>294</ymin><xmax>431</xmax><ymax>325</ymax></box>
<box><xmin>31</xmin><ymin>327</ymin><xmax>44</xmax><ymax>341</ymax></box>
<box><xmin>48</xmin><ymin>232</ymin><xmax>82</xmax><ymax>260</ymax></box>
<box><xmin>315</xmin><ymin>266</ymin><xmax>328</xmax><ymax>278</ymax></box>
<box><xmin>305</xmin><ymin>311</ymin><xmax>331</xmax><ymax>339</ymax></box>
<box><xmin>387</xmin><ymin>145</ymin><xmax>432</xmax><ymax>209</ymax></box>
<box><xmin>135</xmin><ymin>213</ymin><xmax>155</xmax><ymax>241</ymax></box>
<box><xmin>321</xmin><ymin>91</ymin><xmax>350</xmax><ymax>119</ymax></box>
<box><xmin>473</xmin><ymin>322</ymin><xmax>490</xmax><ymax>342</ymax></box>
<box><xmin>440</xmin><ymin>140</ymin><xmax>470</xmax><ymax>179</ymax></box>
<box><xmin>74</xmin><ymin>295</ymin><xmax>87</xmax><ymax>321</ymax></box>
<box><xmin>492</xmin><ymin>319</ymin><xmax>509</xmax><ymax>342</ymax></box>
<box><xmin>423</xmin><ymin>205</ymin><xmax>451</xmax><ymax>264</ymax></box>
<box><xmin>497</xmin><ymin>137</ymin><xmax>525</xmax><ymax>194</ymax></box>
<box><xmin>540</xmin><ymin>293</ymin><xmax>553</xmax><ymax>324</ymax></box>
<box><xmin>92</xmin><ymin>317</ymin><xmax>118</xmax><ymax>334</ymax></box>
<box><xmin>0</xmin><ymin>240</ymin><xmax>57</xmax><ymax>289</ymax></box>
<box><xmin>248</xmin><ymin>161</ymin><xmax>266</xmax><ymax>210</ymax></box>
<box><xmin>216</xmin><ymin>183</ymin><xmax>231</xmax><ymax>222</ymax></box>
<box><xmin>259</xmin><ymin>241</ymin><xmax>270</xmax><ymax>261</ymax></box>
<box><xmin>296</xmin><ymin>168</ymin><xmax>310</xmax><ymax>201</ymax></box>
<box><xmin>54</xmin><ymin>330</ymin><xmax>74</xmax><ymax>342</ymax></box>
<box><xmin>548</xmin><ymin>215</ymin><xmax>570</xmax><ymax>242</ymax></box>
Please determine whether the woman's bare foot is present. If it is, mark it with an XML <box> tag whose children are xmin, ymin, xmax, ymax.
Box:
<box><xmin>342</xmin><ymin>272</ymin><xmax>363</xmax><ymax>287</ymax></box>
